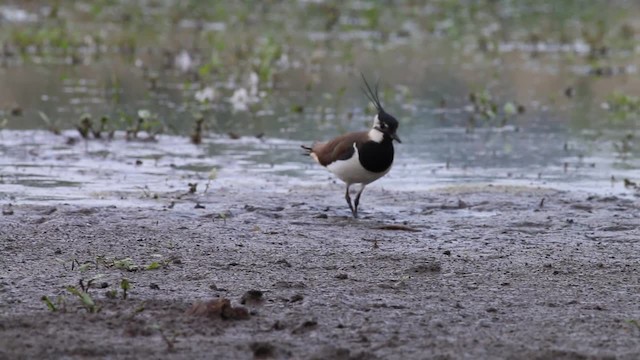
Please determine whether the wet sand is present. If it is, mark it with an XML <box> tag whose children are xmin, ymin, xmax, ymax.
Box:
<box><xmin>1</xmin><ymin>185</ymin><xmax>639</xmax><ymax>359</ymax></box>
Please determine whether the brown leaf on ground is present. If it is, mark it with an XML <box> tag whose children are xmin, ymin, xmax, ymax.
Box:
<box><xmin>185</xmin><ymin>298</ymin><xmax>250</xmax><ymax>320</ymax></box>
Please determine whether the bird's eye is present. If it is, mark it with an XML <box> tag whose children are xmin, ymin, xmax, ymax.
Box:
<box><xmin>380</xmin><ymin>123</ymin><xmax>387</xmax><ymax>129</ymax></box>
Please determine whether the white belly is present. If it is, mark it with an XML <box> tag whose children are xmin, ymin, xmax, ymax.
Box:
<box><xmin>325</xmin><ymin>146</ymin><xmax>391</xmax><ymax>185</ymax></box>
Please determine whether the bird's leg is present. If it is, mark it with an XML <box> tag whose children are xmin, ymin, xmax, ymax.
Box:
<box><xmin>353</xmin><ymin>184</ymin><xmax>366</xmax><ymax>218</ymax></box>
<box><xmin>345</xmin><ymin>184</ymin><xmax>356</xmax><ymax>218</ymax></box>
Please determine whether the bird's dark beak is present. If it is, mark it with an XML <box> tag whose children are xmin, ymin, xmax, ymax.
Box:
<box><xmin>391</xmin><ymin>132</ymin><xmax>402</xmax><ymax>143</ymax></box>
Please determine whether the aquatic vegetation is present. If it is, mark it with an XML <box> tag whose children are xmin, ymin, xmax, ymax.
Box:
<box><xmin>0</xmin><ymin>0</ymin><xmax>638</xmax><ymax>203</ymax></box>
<box><xmin>77</xmin><ymin>113</ymin><xmax>93</xmax><ymax>139</ymax></box>
<box><xmin>467</xmin><ymin>90</ymin><xmax>525</xmax><ymax>130</ymax></box>
<box><xmin>38</xmin><ymin>111</ymin><xmax>61</xmax><ymax>135</ymax></box>
<box><xmin>0</xmin><ymin>0</ymin><xmax>637</xmax><ymax>137</ymax></box>
<box><xmin>194</xmin><ymin>86</ymin><xmax>215</xmax><ymax>103</ymax></box>
<box><xmin>190</xmin><ymin>113</ymin><xmax>205</xmax><ymax>144</ymax></box>
<box><xmin>92</xmin><ymin>116</ymin><xmax>112</xmax><ymax>139</ymax></box>
<box><xmin>603</xmin><ymin>92</ymin><xmax>640</xmax><ymax>123</ymax></box>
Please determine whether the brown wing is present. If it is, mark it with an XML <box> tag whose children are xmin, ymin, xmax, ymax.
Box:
<box><xmin>311</xmin><ymin>131</ymin><xmax>367</xmax><ymax>167</ymax></box>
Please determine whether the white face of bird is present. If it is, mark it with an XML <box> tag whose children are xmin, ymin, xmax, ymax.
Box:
<box><xmin>368</xmin><ymin>114</ymin><xmax>385</xmax><ymax>143</ymax></box>
<box><xmin>369</xmin><ymin>112</ymin><xmax>402</xmax><ymax>143</ymax></box>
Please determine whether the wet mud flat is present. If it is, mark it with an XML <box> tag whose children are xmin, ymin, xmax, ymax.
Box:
<box><xmin>1</xmin><ymin>185</ymin><xmax>639</xmax><ymax>359</ymax></box>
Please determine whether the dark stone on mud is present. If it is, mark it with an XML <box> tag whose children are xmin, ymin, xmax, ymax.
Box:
<box><xmin>406</xmin><ymin>260</ymin><xmax>442</xmax><ymax>274</ymax></box>
<box><xmin>571</xmin><ymin>204</ymin><xmax>593</xmax><ymax>211</ymax></box>
<box><xmin>292</xmin><ymin>319</ymin><xmax>317</xmax><ymax>334</ymax></box>
<box><xmin>250</xmin><ymin>342</ymin><xmax>275</xmax><ymax>359</ymax></box>
<box><xmin>209</xmin><ymin>284</ymin><xmax>227</xmax><ymax>291</ymax></box>
<box><xmin>335</xmin><ymin>273</ymin><xmax>348</xmax><ymax>280</ymax></box>
<box><xmin>289</xmin><ymin>294</ymin><xmax>304</xmax><ymax>303</ymax></box>
<box><xmin>40</xmin><ymin>207</ymin><xmax>57</xmax><ymax>215</ymax></box>
<box><xmin>273</xmin><ymin>281</ymin><xmax>306</xmax><ymax>289</ymax></box>
<box><xmin>241</xmin><ymin>290</ymin><xmax>264</xmax><ymax>305</ymax></box>
<box><xmin>275</xmin><ymin>258</ymin><xmax>292</xmax><ymax>267</ymax></box>
<box><xmin>600</xmin><ymin>224</ymin><xmax>637</xmax><ymax>232</ymax></box>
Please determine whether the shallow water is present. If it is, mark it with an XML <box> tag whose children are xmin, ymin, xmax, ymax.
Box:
<box><xmin>0</xmin><ymin>1</ymin><xmax>639</xmax><ymax>204</ymax></box>
<box><xmin>0</xmin><ymin>125</ymin><xmax>637</xmax><ymax>206</ymax></box>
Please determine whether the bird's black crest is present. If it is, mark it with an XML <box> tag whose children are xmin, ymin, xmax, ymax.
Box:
<box><xmin>360</xmin><ymin>73</ymin><xmax>384</xmax><ymax>113</ymax></box>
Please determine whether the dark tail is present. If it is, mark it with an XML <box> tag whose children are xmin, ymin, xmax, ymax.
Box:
<box><xmin>301</xmin><ymin>145</ymin><xmax>313</xmax><ymax>156</ymax></box>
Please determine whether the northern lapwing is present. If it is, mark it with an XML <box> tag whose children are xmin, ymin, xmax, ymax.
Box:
<box><xmin>302</xmin><ymin>75</ymin><xmax>401</xmax><ymax>218</ymax></box>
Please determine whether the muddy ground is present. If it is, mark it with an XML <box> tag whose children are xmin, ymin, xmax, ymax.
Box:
<box><xmin>1</xmin><ymin>185</ymin><xmax>639</xmax><ymax>359</ymax></box>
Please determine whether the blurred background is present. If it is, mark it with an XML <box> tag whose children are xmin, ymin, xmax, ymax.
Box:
<box><xmin>0</xmin><ymin>0</ymin><xmax>639</xmax><ymax>204</ymax></box>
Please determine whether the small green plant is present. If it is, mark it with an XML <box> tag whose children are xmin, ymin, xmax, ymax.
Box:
<box><xmin>55</xmin><ymin>258</ymin><xmax>97</xmax><ymax>272</ymax></box>
<box><xmin>150</xmin><ymin>324</ymin><xmax>178</xmax><ymax>352</ymax></box>
<box><xmin>604</xmin><ymin>92</ymin><xmax>640</xmax><ymax>123</ymax></box>
<box><xmin>128</xmin><ymin>303</ymin><xmax>146</xmax><ymax>319</ymax></box>
<box><xmin>105</xmin><ymin>289</ymin><xmax>118</xmax><ymax>299</ymax></box>
<box><xmin>113</xmin><ymin>258</ymin><xmax>138</xmax><ymax>271</ymax></box>
<box><xmin>469</xmin><ymin>90</ymin><xmax>498</xmax><ymax>120</ymax></box>
<box><xmin>77</xmin><ymin>114</ymin><xmax>93</xmax><ymax>139</ymax></box>
<box><xmin>41</xmin><ymin>295</ymin><xmax>58</xmax><ymax>311</ymax></box>
<box><xmin>627</xmin><ymin>319</ymin><xmax>640</xmax><ymax>331</ymax></box>
<box><xmin>120</xmin><ymin>278</ymin><xmax>131</xmax><ymax>300</ymax></box>
<box><xmin>38</xmin><ymin>111</ymin><xmax>61</xmax><ymax>135</ymax></box>
<box><xmin>467</xmin><ymin>90</ymin><xmax>524</xmax><ymax>130</ymax></box>
<box><xmin>218</xmin><ymin>211</ymin><xmax>228</xmax><ymax>225</ymax></box>
<box><xmin>77</xmin><ymin>262</ymin><xmax>93</xmax><ymax>272</ymax></box>
<box><xmin>255</xmin><ymin>36</ymin><xmax>282</xmax><ymax>84</ymax></box>
<box><xmin>203</xmin><ymin>168</ymin><xmax>218</xmax><ymax>193</ymax></box>
<box><xmin>91</xmin><ymin>116</ymin><xmax>111</xmax><ymax>139</ymax></box>
<box><xmin>190</xmin><ymin>114</ymin><xmax>205</xmax><ymax>144</ymax></box>
<box><xmin>41</xmin><ymin>294</ymin><xmax>66</xmax><ymax>312</ymax></box>
<box><xmin>67</xmin><ymin>286</ymin><xmax>99</xmax><ymax>313</ymax></box>
<box><xmin>145</xmin><ymin>262</ymin><xmax>162</xmax><ymax>270</ymax></box>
